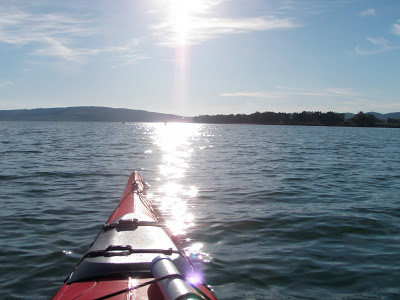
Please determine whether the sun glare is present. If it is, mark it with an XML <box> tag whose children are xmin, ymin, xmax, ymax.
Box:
<box><xmin>169</xmin><ymin>0</ymin><xmax>206</xmax><ymax>46</ymax></box>
<box><xmin>149</xmin><ymin>123</ymin><xmax>201</xmax><ymax>236</ymax></box>
<box><xmin>162</xmin><ymin>0</ymin><xmax>211</xmax><ymax>106</ymax></box>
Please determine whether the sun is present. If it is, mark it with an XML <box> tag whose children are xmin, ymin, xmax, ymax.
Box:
<box><xmin>169</xmin><ymin>0</ymin><xmax>207</xmax><ymax>46</ymax></box>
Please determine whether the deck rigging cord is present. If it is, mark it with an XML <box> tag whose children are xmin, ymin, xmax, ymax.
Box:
<box><xmin>93</xmin><ymin>274</ymin><xmax>183</xmax><ymax>300</ymax></box>
<box><xmin>90</xmin><ymin>178</ymin><xmax>217</xmax><ymax>300</ymax></box>
<box><xmin>93</xmin><ymin>273</ymin><xmax>214</xmax><ymax>300</ymax></box>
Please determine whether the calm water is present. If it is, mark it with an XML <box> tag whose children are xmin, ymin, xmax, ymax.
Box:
<box><xmin>1</xmin><ymin>122</ymin><xmax>399</xmax><ymax>299</ymax></box>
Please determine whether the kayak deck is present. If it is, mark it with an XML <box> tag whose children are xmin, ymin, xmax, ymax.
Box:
<box><xmin>52</xmin><ymin>171</ymin><xmax>217</xmax><ymax>300</ymax></box>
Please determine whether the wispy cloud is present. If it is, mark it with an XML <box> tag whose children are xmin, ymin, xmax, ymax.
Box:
<box><xmin>220</xmin><ymin>91</ymin><xmax>284</xmax><ymax>99</ymax></box>
<box><xmin>360</xmin><ymin>8</ymin><xmax>375</xmax><ymax>17</ymax></box>
<box><xmin>220</xmin><ymin>87</ymin><xmax>362</xmax><ymax>99</ymax></box>
<box><xmin>0</xmin><ymin>8</ymin><xmax>90</xmax><ymax>46</ymax></box>
<box><xmin>355</xmin><ymin>36</ymin><xmax>399</xmax><ymax>55</ymax></box>
<box><xmin>276</xmin><ymin>0</ymin><xmax>360</xmax><ymax>16</ymax></box>
<box><xmin>155</xmin><ymin>16</ymin><xmax>298</xmax><ymax>47</ymax></box>
<box><xmin>151</xmin><ymin>0</ymin><xmax>300</xmax><ymax>47</ymax></box>
<box><xmin>0</xmin><ymin>5</ymin><xmax>145</xmax><ymax>63</ymax></box>
<box><xmin>219</xmin><ymin>86</ymin><xmax>398</xmax><ymax>113</ymax></box>
<box><xmin>393</xmin><ymin>20</ymin><xmax>400</xmax><ymax>36</ymax></box>
<box><xmin>32</xmin><ymin>38</ymin><xmax>147</xmax><ymax>63</ymax></box>
<box><xmin>355</xmin><ymin>18</ymin><xmax>400</xmax><ymax>55</ymax></box>
<box><xmin>367</xmin><ymin>37</ymin><xmax>391</xmax><ymax>48</ymax></box>
<box><xmin>0</xmin><ymin>80</ymin><xmax>13</xmax><ymax>88</ymax></box>
<box><xmin>327</xmin><ymin>88</ymin><xmax>361</xmax><ymax>97</ymax></box>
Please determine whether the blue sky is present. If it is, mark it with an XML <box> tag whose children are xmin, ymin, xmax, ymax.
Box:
<box><xmin>0</xmin><ymin>0</ymin><xmax>399</xmax><ymax>116</ymax></box>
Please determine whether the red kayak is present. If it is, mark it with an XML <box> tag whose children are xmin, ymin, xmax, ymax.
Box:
<box><xmin>53</xmin><ymin>171</ymin><xmax>218</xmax><ymax>300</ymax></box>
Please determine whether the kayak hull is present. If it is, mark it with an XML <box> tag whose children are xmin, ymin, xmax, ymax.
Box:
<box><xmin>53</xmin><ymin>171</ymin><xmax>217</xmax><ymax>300</ymax></box>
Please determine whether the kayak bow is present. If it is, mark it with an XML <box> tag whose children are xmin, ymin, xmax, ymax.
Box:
<box><xmin>53</xmin><ymin>171</ymin><xmax>218</xmax><ymax>300</ymax></box>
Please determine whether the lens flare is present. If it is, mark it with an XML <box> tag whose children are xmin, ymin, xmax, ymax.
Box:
<box><xmin>187</xmin><ymin>273</ymin><xmax>203</xmax><ymax>285</ymax></box>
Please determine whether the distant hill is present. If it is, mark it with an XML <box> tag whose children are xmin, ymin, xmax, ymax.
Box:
<box><xmin>345</xmin><ymin>112</ymin><xmax>400</xmax><ymax>120</ymax></box>
<box><xmin>0</xmin><ymin>107</ymin><xmax>191</xmax><ymax>122</ymax></box>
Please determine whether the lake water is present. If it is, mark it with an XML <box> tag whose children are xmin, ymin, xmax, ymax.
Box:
<box><xmin>1</xmin><ymin>122</ymin><xmax>399</xmax><ymax>299</ymax></box>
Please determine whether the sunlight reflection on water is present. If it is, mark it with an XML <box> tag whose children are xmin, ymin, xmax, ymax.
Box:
<box><xmin>146</xmin><ymin>122</ymin><xmax>210</xmax><ymax>263</ymax></box>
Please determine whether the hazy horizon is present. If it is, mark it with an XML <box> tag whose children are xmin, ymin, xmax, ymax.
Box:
<box><xmin>2</xmin><ymin>106</ymin><xmax>400</xmax><ymax>118</ymax></box>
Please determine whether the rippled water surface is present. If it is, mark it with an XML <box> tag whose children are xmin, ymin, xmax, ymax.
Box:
<box><xmin>1</xmin><ymin>122</ymin><xmax>400</xmax><ymax>299</ymax></box>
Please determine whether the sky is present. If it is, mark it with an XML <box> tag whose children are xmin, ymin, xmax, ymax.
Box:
<box><xmin>0</xmin><ymin>0</ymin><xmax>399</xmax><ymax>116</ymax></box>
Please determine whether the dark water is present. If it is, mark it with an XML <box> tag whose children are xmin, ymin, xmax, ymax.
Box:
<box><xmin>1</xmin><ymin>122</ymin><xmax>399</xmax><ymax>299</ymax></box>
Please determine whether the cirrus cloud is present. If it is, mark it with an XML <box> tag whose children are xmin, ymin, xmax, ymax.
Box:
<box><xmin>0</xmin><ymin>5</ymin><xmax>146</xmax><ymax>63</ymax></box>
<box><xmin>360</xmin><ymin>8</ymin><xmax>376</xmax><ymax>17</ymax></box>
<box><xmin>151</xmin><ymin>0</ymin><xmax>300</xmax><ymax>47</ymax></box>
<box><xmin>220</xmin><ymin>86</ymin><xmax>362</xmax><ymax>99</ymax></box>
<box><xmin>393</xmin><ymin>20</ymin><xmax>400</xmax><ymax>36</ymax></box>
<box><xmin>355</xmin><ymin>36</ymin><xmax>399</xmax><ymax>55</ymax></box>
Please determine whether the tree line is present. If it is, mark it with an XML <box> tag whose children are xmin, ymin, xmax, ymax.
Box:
<box><xmin>193</xmin><ymin>111</ymin><xmax>400</xmax><ymax>127</ymax></box>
